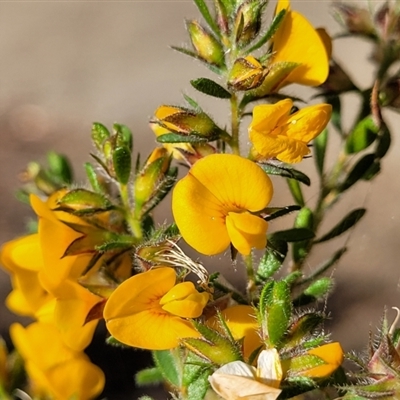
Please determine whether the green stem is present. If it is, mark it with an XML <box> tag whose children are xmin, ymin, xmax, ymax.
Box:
<box><xmin>244</xmin><ymin>253</ymin><xmax>256</xmax><ymax>301</ymax></box>
<box><xmin>230</xmin><ymin>93</ymin><xmax>241</xmax><ymax>155</ymax></box>
<box><xmin>119</xmin><ymin>183</ymin><xmax>142</xmax><ymax>239</ymax></box>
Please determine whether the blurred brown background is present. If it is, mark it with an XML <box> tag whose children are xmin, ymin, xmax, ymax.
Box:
<box><xmin>0</xmin><ymin>1</ymin><xmax>399</xmax><ymax>398</ymax></box>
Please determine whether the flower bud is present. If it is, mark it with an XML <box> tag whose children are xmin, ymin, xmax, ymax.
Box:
<box><xmin>380</xmin><ymin>76</ymin><xmax>400</xmax><ymax>110</ymax></box>
<box><xmin>134</xmin><ymin>147</ymin><xmax>172</xmax><ymax>217</ymax></box>
<box><xmin>333</xmin><ymin>3</ymin><xmax>376</xmax><ymax>37</ymax></box>
<box><xmin>282</xmin><ymin>342</ymin><xmax>344</xmax><ymax>379</ymax></box>
<box><xmin>234</xmin><ymin>0</ymin><xmax>265</xmax><ymax>47</ymax></box>
<box><xmin>228</xmin><ymin>55</ymin><xmax>266</xmax><ymax>91</ymax></box>
<box><xmin>151</xmin><ymin>105</ymin><xmax>219</xmax><ymax>139</ymax></box>
<box><xmin>187</xmin><ymin>20</ymin><xmax>225</xmax><ymax>68</ymax></box>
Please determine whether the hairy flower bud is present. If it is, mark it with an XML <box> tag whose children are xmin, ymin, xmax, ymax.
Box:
<box><xmin>234</xmin><ymin>0</ymin><xmax>266</xmax><ymax>46</ymax></box>
<box><xmin>228</xmin><ymin>55</ymin><xmax>266</xmax><ymax>91</ymax></box>
<box><xmin>187</xmin><ymin>20</ymin><xmax>225</xmax><ymax>68</ymax></box>
<box><xmin>333</xmin><ymin>3</ymin><xmax>376</xmax><ymax>37</ymax></box>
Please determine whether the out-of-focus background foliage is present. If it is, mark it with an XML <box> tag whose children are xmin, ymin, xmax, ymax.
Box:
<box><xmin>0</xmin><ymin>1</ymin><xmax>399</xmax><ymax>398</ymax></box>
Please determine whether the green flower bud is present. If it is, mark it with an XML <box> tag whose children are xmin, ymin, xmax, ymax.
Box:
<box><xmin>234</xmin><ymin>0</ymin><xmax>266</xmax><ymax>47</ymax></box>
<box><xmin>333</xmin><ymin>3</ymin><xmax>376</xmax><ymax>38</ymax></box>
<box><xmin>134</xmin><ymin>147</ymin><xmax>172</xmax><ymax>217</ymax></box>
<box><xmin>228</xmin><ymin>55</ymin><xmax>266</xmax><ymax>91</ymax></box>
<box><xmin>187</xmin><ymin>20</ymin><xmax>225</xmax><ymax>68</ymax></box>
<box><xmin>151</xmin><ymin>105</ymin><xmax>220</xmax><ymax>139</ymax></box>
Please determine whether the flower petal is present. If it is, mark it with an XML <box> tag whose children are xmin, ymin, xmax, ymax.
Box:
<box><xmin>226</xmin><ymin>212</ymin><xmax>268</xmax><ymax>255</ymax></box>
<box><xmin>286</xmin><ymin>103</ymin><xmax>332</xmax><ymax>142</ymax></box>
<box><xmin>303</xmin><ymin>342</ymin><xmax>344</xmax><ymax>378</ymax></box>
<box><xmin>160</xmin><ymin>281</ymin><xmax>209</xmax><ymax>318</ymax></box>
<box><xmin>172</xmin><ymin>154</ymin><xmax>273</xmax><ymax>255</ymax></box>
<box><xmin>106</xmin><ymin>309</ymin><xmax>201</xmax><ymax>350</ymax></box>
<box><xmin>273</xmin><ymin>10</ymin><xmax>329</xmax><ymax>86</ymax></box>
<box><xmin>207</xmin><ymin>305</ymin><xmax>261</xmax><ymax>361</ymax></box>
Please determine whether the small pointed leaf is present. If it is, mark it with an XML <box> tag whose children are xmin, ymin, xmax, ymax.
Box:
<box><xmin>287</xmin><ymin>178</ymin><xmax>305</xmax><ymax>206</ymax></box>
<box><xmin>257</xmin><ymin>238</ymin><xmax>288</xmax><ymax>280</ymax></box>
<box><xmin>314</xmin><ymin>208</ymin><xmax>366</xmax><ymax>243</ymax></box>
<box><xmin>92</xmin><ymin>122</ymin><xmax>110</xmax><ymax>150</ymax></box>
<box><xmin>152</xmin><ymin>350</ymin><xmax>181</xmax><ymax>388</ymax></box>
<box><xmin>157</xmin><ymin>133</ymin><xmax>209</xmax><ymax>144</ymax></box>
<box><xmin>345</xmin><ymin>116</ymin><xmax>378</xmax><ymax>154</ymax></box>
<box><xmin>340</xmin><ymin>154</ymin><xmax>376</xmax><ymax>191</ymax></box>
<box><xmin>264</xmin><ymin>205</ymin><xmax>301</xmax><ymax>221</ymax></box>
<box><xmin>313</xmin><ymin>128</ymin><xmax>328</xmax><ymax>176</ymax></box>
<box><xmin>260</xmin><ymin>163</ymin><xmax>311</xmax><ymax>186</ymax></box>
<box><xmin>192</xmin><ymin>0</ymin><xmax>220</xmax><ymax>37</ymax></box>
<box><xmin>113</xmin><ymin>146</ymin><xmax>132</xmax><ymax>185</ymax></box>
<box><xmin>190</xmin><ymin>78</ymin><xmax>231</xmax><ymax>99</ymax></box>
<box><xmin>272</xmin><ymin>228</ymin><xmax>315</xmax><ymax>243</ymax></box>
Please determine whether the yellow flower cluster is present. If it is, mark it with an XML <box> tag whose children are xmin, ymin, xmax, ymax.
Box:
<box><xmin>0</xmin><ymin>0</ymin><xmax>347</xmax><ymax>398</ymax></box>
<box><xmin>1</xmin><ymin>193</ymin><xmax>106</xmax><ymax>399</ymax></box>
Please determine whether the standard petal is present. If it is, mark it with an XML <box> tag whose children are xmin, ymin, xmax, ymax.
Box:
<box><xmin>190</xmin><ymin>155</ymin><xmax>273</xmax><ymax>213</ymax></box>
<box><xmin>226</xmin><ymin>212</ymin><xmax>268</xmax><ymax>255</ymax></box>
<box><xmin>273</xmin><ymin>11</ymin><xmax>329</xmax><ymax>86</ymax></box>
<box><xmin>172</xmin><ymin>170</ymin><xmax>230</xmax><ymax>255</ymax></box>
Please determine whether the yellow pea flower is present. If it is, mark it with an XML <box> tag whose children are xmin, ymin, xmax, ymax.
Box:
<box><xmin>172</xmin><ymin>154</ymin><xmax>273</xmax><ymax>255</ymax></box>
<box><xmin>207</xmin><ymin>305</ymin><xmax>262</xmax><ymax>362</ymax></box>
<box><xmin>104</xmin><ymin>267</ymin><xmax>209</xmax><ymax>350</ymax></box>
<box><xmin>249</xmin><ymin>99</ymin><xmax>332</xmax><ymax>164</ymax></box>
<box><xmin>0</xmin><ymin>234</ymin><xmax>52</xmax><ymax>317</ymax></box>
<box><xmin>272</xmin><ymin>0</ymin><xmax>329</xmax><ymax>88</ymax></box>
<box><xmin>209</xmin><ymin>348</ymin><xmax>282</xmax><ymax>400</ymax></box>
<box><xmin>282</xmin><ymin>342</ymin><xmax>344</xmax><ymax>379</ymax></box>
<box><xmin>10</xmin><ymin>322</ymin><xmax>105</xmax><ymax>400</ymax></box>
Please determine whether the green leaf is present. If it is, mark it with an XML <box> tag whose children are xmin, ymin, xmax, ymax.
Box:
<box><xmin>375</xmin><ymin>124</ymin><xmax>391</xmax><ymax>159</ymax></box>
<box><xmin>272</xmin><ymin>228</ymin><xmax>315</xmax><ymax>243</ymax></box>
<box><xmin>293</xmin><ymin>277</ymin><xmax>334</xmax><ymax>307</ymax></box>
<box><xmin>260</xmin><ymin>163</ymin><xmax>311</xmax><ymax>186</ymax></box>
<box><xmin>345</xmin><ymin>116</ymin><xmax>378</xmax><ymax>154</ymax></box>
<box><xmin>301</xmin><ymin>247</ymin><xmax>347</xmax><ymax>284</ymax></box>
<box><xmin>246</xmin><ymin>9</ymin><xmax>286</xmax><ymax>54</ymax></box>
<box><xmin>193</xmin><ymin>0</ymin><xmax>220</xmax><ymax>37</ymax></box>
<box><xmin>84</xmin><ymin>162</ymin><xmax>104</xmax><ymax>193</ymax></box>
<box><xmin>157</xmin><ymin>133</ymin><xmax>209</xmax><ymax>144</ymax></box>
<box><xmin>340</xmin><ymin>154</ymin><xmax>376</xmax><ymax>191</ymax></box>
<box><xmin>135</xmin><ymin>367</ymin><xmax>163</xmax><ymax>386</ymax></box>
<box><xmin>58</xmin><ymin>188</ymin><xmax>111</xmax><ymax>210</ymax></box>
<box><xmin>266</xmin><ymin>281</ymin><xmax>292</xmax><ymax>347</ymax></box>
<box><xmin>326</xmin><ymin>95</ymin><xmax>342</xmax><ymax>135</ymax></box>
<box><xmin>292</xmin><ymin>207</ymin><xmax>314</xmax><ymax>264</ymax></box>
<box><xmin>314</xmin><ymin>208</ymin><xmax>366</xmax><ymax>243</ymax></box>
<box><xmin>284</xmin><ymin>313</ymin><xmax>324</xmax><ymax>348</ymax></box>
<box><xmin>152</xmin><ymin>350</ymin><xmax>181</xmax><ymax>389</ymax></box>
<box><xmin>313</xmin><ymin>128</ymin><xmax>328</xmax><ymax>176</ymax></box>
<box><xmin>257</xmin><ymin>238</ymin><xmax>288</xmax><ymax>280</ymax></box>
<box><xmin>183</xmin><ymin>94</ymin><xmax>203</xmax><ymax>111</ymax></box>
<box><xmin>190</xmin><ymin>78</ymin><xmax>231</xmax><ymax>99</ymax></box>
<box><xmin>264</xmin><ymin>205</ymin><xmax>301</xmax><ymax>221</ymax></box>
<box><xmin>47</xmin><ymin>151</ymin><xmax>73</xmax><ymax>184</ymax></box>
<box><xmin>113</xmin><ymin>146</ymin><xmax>132</xmax><ymax>185</ymax></box>
<box><xmin>91</xmin><ymin>122</ymin><xmax>110</xmax><ymax>150</ymax></box>
<box><xmin>114</xmin><ymin>123</ymin><xmax>133</xmax><ymax>151</ymax></box>
<box><xmin>183</xmin><ymin>352</ymin><xmax>211</xmax><ymax>400</ymax></box>
<box><xmin>287</xmin><ymin>178</ymin><xmax>305</xmax><ymax>206</ymax></box>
